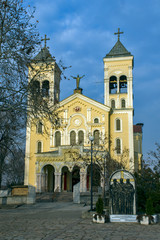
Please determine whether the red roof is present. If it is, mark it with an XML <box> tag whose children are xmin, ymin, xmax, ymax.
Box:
<box><xmin>133</xmin><ymin>125</ymin><xmax>142</xmax><ymax>133</ymax></box>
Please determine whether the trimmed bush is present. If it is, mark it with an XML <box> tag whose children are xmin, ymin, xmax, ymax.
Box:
<box><xmin>96</xmin><ymin>197</ymin><xmax>104</xmax><ymax>216</ymax></box>
<box><xmin>146</xmin><ymin>197</ymin><xmax>154</xmax><ymax>215</ymax></box>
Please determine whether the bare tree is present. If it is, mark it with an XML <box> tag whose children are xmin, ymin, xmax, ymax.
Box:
<box><xmin>3</xmin><ymin>149</ymin><xmax>25</xmax><ymax>187</ymax></box>
<box><xmin>0</xmin><ymin>0</ymin><xmax>73</xmax><ymax>187</ymax></box>
<box><xmin>64</xmin><ymin>136</ymin><xmax>129</xmax><ymax>197</ymax></box>
<box><xmin>147</xmin><ymin>142</ymin><xmax>160</xmax><ymax>173</ymax></box>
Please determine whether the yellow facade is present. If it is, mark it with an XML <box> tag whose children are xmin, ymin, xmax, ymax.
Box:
<box><xmin>24</xmin><ymin>39</ymin><xmax>143</xmax><ymax>192</ymax></box>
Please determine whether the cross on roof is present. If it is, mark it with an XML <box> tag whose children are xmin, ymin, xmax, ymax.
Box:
<box><xmin>114</xmin><ymin>28</ymin><xmax>124</xmax><ymax>41</ymax></box>
<box><xmin>41</xmin><ymin>34</ymin><xmax>50</xmax><ymax>48</ymax></box>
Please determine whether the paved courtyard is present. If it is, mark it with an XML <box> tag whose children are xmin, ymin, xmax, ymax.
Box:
<box><xmin>0</xmin><ymin>202</ymin><xmax>160</xmax><ymax>240</ymax></box>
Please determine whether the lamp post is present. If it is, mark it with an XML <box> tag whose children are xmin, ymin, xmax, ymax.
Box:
<box><xmin>89</xmin><ymin>135</ymin><xmax>94</xmax><ymax>211</ymax></box>
<box><xmin>103</xmin><ymin>152</ymin><xmax>109</xmax><ymax>206</ymax></box>
<box><xmin>103</xmin><ymin>154</ymin><xmax>107</xmax><ymax>206</ymax></box>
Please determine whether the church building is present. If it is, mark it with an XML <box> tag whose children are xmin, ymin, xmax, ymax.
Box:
<box><xmin>24</xmin><ymin>30</ymin><xmax>143</xmax><ymax>193</ymax></box>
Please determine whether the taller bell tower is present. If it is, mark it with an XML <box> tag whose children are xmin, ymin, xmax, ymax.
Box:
<box><xmin>103</xmin><ymin>29</ymin><xmax>134</xmax><ymax>109</ymax></box>
<box><xmin>103</xmin><ymin>29</ymin><xmax>134</xmax><ymax>171</ymax></box>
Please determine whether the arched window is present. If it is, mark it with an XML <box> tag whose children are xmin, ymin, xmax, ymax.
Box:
<box><xmin>37</xmin><ymin>141</ymin><xmax>42</xmax><ymax>153</ymax></box>
<box><xmin>55</xmin><ymin>131</ymin><xmax>61</xmax><ymax>147</ymax></box>
<box><xmin>70</xmin><ymin>131</ymin><xmax>76</xmax><ymax>145</ymax></box>
<box><xmin>111</xmin><ymin>99</ymin><xmax>115</xmax><ymax>109</ymax></box>
<box><xmin>116</xmin><ymin>138</ymin><xmax>121</xmax><ymax>154</ymax></box>
<box><xmin>94</xmin><ymin>130</ymin><xmax>99</xmax><ymax>145</ymax></box>
<box><xmin>94</xmin><ymin>118</ymin><xmax>99</xmax><ymax>123</ymax></box>
<box><xmin>37</xmin><ymin>121</ymin><xmax>43</xmax><ymax>134</ymax></box>
<box><xmin>109</xmin><ymin>76</ymin><xmax>117</xmax><ymax>94</ymax></box>
<box><xmin>42</xmin><ymin>80</ymin><xmax>49</xmax><ymax>97</ymax></box>
<box><xmin>116</xmin><ymin>119</ymin><xmax>121</xmax><ymax>131</ymax></box>
<box><xmin>78</xmin><ymin>131</ymin><xmax>84</xmax><ymax>145</ymax></box>
<box><xmin>121</xmin><ymin>99</ymin><xmax>126</xmax><ymax>108</ymax></box>
<box><xmin>120</xmin><ymin>75</ymin><xmax>127</xmax><ymax>93</ymax></box>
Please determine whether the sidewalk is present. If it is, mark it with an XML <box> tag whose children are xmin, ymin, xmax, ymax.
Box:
<box><xmin>0</xmin><ymin>202</ymin><xmax>160</xmax><ymax>240</ymax></box>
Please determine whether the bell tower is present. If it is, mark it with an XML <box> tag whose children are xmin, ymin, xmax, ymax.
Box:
<box><xmin>28</xmin><ymin>35</ymin><xmax>61</xmax><ymax>104</ymax></box>
<box><xmin>103</xmin><ymin>29</ymin><xmax>134</xmax><ymax>109</ymax></box>
<box><xmin>103</xmin><ymin>29</ymin><xmax>134</xmax><ymax>171</ymax></box>
<box><xmin>24</xmin><ymin>36</ymin><xmax>61</xmax><ymax>185</ymax></box>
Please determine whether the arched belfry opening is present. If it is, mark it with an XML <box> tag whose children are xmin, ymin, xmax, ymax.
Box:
<box><xmin>41</xmin><ymin>165</ymin><xmax>55</xmax><ymax>192</ymax></box>
<box><xmin>42</xmin><ymin>80</ymin><xmax>49</xmax><ymax>97</ymax></box>
<box><xmin>31</xmin><ymin>80</ymin><xmax>40</xmax><ymax>96</ymax></box>
<box><xmin>120</xmin><ymin>75</ymin><xmax>127</xmax><ymax>93</ymax></box>
<box><xmin>109</xmin><ymin>76</ymin><xmax>117</xmax><ymax>94</ymax></box>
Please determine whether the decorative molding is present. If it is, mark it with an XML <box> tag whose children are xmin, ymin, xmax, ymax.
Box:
<box><xmin>103</xmin><ymin>56</ymin><xmax>133</xmax><ymax>62</ymax></box>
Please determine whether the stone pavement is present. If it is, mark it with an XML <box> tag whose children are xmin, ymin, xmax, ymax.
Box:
<box><xmin>0</xmin><ymin>202</ymin><xmax>160</xmax><ymax>240</ymax></box>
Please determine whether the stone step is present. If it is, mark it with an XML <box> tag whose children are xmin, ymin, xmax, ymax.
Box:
<box><xmin>36</xmin><ymin>193</ymin><xmax>54</xmax><ymax>203</ymax></box>
<box><xmin>53</xmin><ymin>192</ymin><xmax>73</xmax><ymax>202</ymax></box>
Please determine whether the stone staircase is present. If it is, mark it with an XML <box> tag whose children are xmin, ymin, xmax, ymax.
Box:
<box><xmin>53</xmin><ymin>192</ymin><xmax>73</xmax><ymax>202</ymax></box>
<box><xmin>36</xmin><ymin>192</ymin><xmax>54</xmax><ymax>202</ymax></box>
<box><xmin>36</xmin><ymin>192</ymin><xmax>73</xmax><ymax>203</ymax></box>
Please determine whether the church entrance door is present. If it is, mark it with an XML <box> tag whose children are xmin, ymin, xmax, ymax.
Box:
<box><xmin>61</xmin><ymin>166</ymin><xmax>72</xmax><ymax>191</ymax></box>
<box><xmin>41</xmin><ymin>165</ymin><xmax>55</xmax><ymax>192</ymax></box>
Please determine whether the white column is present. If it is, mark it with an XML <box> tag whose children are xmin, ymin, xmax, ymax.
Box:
<box><xmin>128</xmin><ymin>66</ymin><xmax>133</xmax><ymax>108</ymax></box>
<box><xmin>104</xmin><ymin>64</ymin><xmax>109</xmax><ymax>106</ymax></box>
<box><xmin>54</xmin><ymin>172</ymin><xmax>61</xmax><ymax>192</ymax></box>
<box><xmin>80</xmin><ymin>171</ymin><xmax>87</xmax><ymax>192</ymax></box>
<box><xmin>36</xmin><ymin>173</ymin><xmax>41</xmax><ymax>193</ymax></box>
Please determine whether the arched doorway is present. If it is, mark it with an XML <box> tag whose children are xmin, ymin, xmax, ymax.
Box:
<box><xmin>41</xmin><ymin>165</ymin><xmax>55</xmax><ymax>192</ymax></box>
<box><xmin>72</xmin><ymin>166</ymin><xmax>80</xmax><ymax>190</ymax></box>
<box><xmin>87</xmin><ymin>164</ymin><xmax>101</xmax><ymax>192</ymax></box>
<box><xmin>61</xmin><ymin>166</ymin><xmax>72</xmax><ymax>191</ymax></box>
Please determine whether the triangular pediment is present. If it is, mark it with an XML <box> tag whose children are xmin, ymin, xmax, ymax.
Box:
<box><xmin>59</xmin><ymin>93</ymin><xmax>110</xmax><ymax>112</ymax></box>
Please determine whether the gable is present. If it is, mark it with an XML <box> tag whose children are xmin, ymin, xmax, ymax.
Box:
<box><xmin>59</xmin><ymin>93</ymin><xmax>110</xmax><ymax>112</ymax></box>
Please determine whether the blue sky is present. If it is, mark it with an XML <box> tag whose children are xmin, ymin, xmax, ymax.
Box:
<box><xmin>27</xmin><ymin>0</ymin><xmax>160</xmax><ymax>160</ymax></box>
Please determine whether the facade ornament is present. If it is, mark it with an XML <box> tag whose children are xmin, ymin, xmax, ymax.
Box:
<box><xmin>71</xmin><ymin>74</ymin><xmax>85</xmax><ymax>89</ymax></box>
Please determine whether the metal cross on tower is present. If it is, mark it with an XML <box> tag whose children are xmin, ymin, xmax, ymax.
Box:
<box><xmin>41</xmin><ymin>34</ymin><xmax>50</xmax><ymax>48</ymax></box>
<box><xmin>114</xmin><ymin>28</ymin><xmax>124</xmax><ymax>41</ymax></box>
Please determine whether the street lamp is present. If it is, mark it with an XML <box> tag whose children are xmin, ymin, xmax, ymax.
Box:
<box><xmin>89</xmin><ymin>135</ymin><xmax>94</xmax><ymax>211</ymax></box>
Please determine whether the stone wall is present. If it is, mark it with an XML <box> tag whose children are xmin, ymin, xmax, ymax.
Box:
<box><xmin>0</xmin><ymin>185</ymin><xmax>35</xmax><ymax>205</ymax></box>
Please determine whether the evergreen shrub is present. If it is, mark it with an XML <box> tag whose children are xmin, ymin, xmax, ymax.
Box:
<box><xmin>96</xmin><ymin>197</ymin><xmax>104</xmax><ymax>216</ymax></box>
